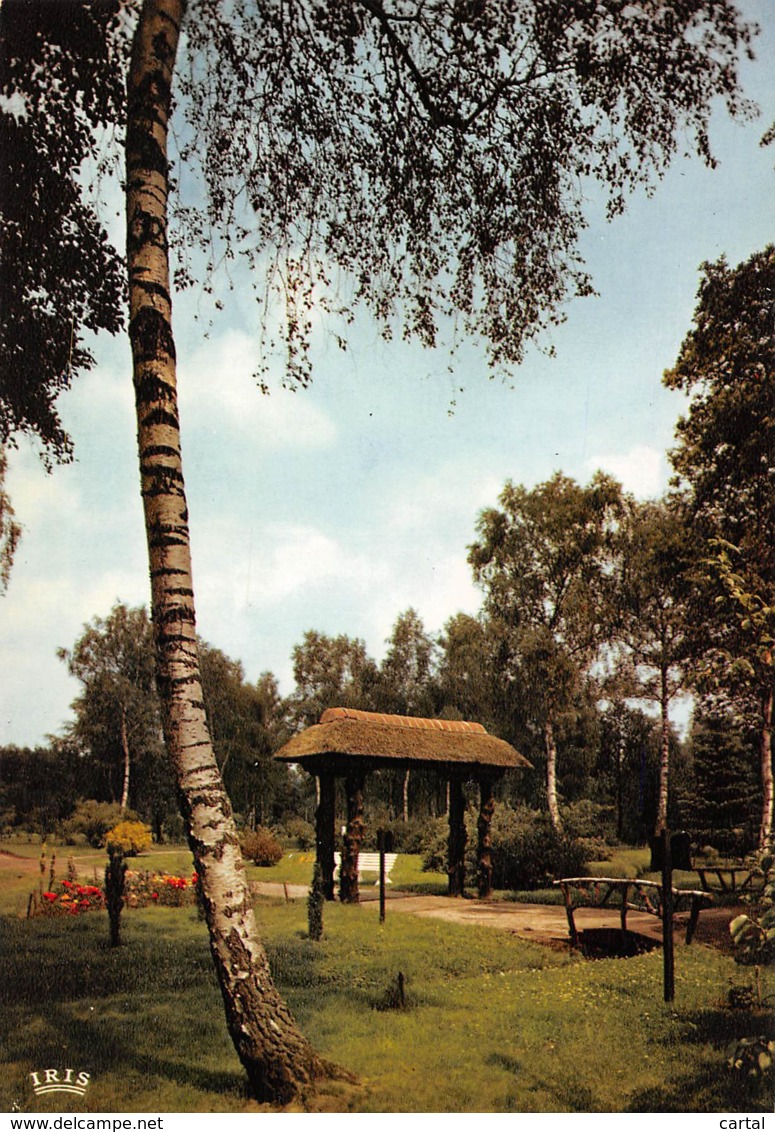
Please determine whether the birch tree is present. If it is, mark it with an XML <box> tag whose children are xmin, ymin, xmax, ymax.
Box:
<box><xmin>469</xmin><ymin>472</ymin><xmax>623</xmax><ymax>831</ymax></box>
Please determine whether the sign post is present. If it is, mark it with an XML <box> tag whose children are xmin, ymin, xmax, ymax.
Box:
<box><xmin>661</xmin><ymin>827</ymin><xmax>675</xmax><ymax>1002</ymax></box>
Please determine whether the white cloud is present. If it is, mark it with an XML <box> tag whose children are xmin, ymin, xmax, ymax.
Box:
<box><xmin>180</xmin><ymin>329</ymin><xmax>337</xmax><ymax>448</ymax></box>
<box><xmin>586</xmin><ymin>444</ymin><xmax>669</xmax><ymax>499</ymax></box>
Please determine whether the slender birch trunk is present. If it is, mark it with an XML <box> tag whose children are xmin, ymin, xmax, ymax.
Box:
<box><xmin>119</xmin><ymin>703</ymin><xmax>130</xmax><ymax>812</ymax></box>
<box><xmin>654</xmin><ymin>665</ymin><xmax>670</xmax><ymax>835</ymax></box>
<box><xmin>544</xmin><ymin>713</ymin><xmax>563</xmax><ymax>834</ymax></box>
<box><xmin>759</xmin><ymin>683</ymin><xmax>774</xmax><ymax>850</ymax></box>
<box><xmin>125</xmin><ymin>0</ymin><xmax>332</xmax><ymax>1103</ymax></box>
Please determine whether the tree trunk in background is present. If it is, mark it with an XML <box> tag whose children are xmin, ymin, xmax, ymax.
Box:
<box><xmin>760</xmin><ymin>684</ymin><xmax>774</xmax><ymax>850</ymax></box>
<box><xmin>119</xmin><ymin>704</ymin><xmax>130</xmax><ymax>812</ymax></box>
<box><xmin>126</xmin><ymin>0</ymin><xmax>329</xmax><ymax>1103</ymax></box>
<box><xmin>544</xmin><ymin>714</ymin><xmax>563</xmax><ymax>834</ymax></box>
<box><xmin>654</xmin><ymin>666</ymin><xmax>670</xmax><ymax>835</ymax></box>
<box><xmin>402</xmin><ymin>769</ymin><xmax>410</xmax><ymax>822</ymax></box>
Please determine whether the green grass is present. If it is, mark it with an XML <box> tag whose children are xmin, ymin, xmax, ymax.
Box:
<box><xmin>1</xmin><ymin>884</ymin><xmax>773</xmax><ymax>1113</ymax></box>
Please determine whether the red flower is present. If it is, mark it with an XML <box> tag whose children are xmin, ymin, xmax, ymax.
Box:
<box><xmin>42</xmin><ymin>892</ymin><xmax>57</xmax><ymax>902</ymax></box>
<box><xmin>62</xmin><ymin>880</ymin><xmax>73</xmax><ymax>888</ymax></box>
<box><xmin>151</xmin><ymin>892</ymin><xmax>159</xmax><ymax>900</ymax></box>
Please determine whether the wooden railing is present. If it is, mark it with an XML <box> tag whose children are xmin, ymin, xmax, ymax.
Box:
<box><xmin>554</xmin><ymin>876</ymin><xmax>712</xmax><ymax>949</ymax></box>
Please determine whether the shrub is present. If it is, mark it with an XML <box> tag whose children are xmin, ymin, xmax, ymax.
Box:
<box><xmin>419</xmin><ymin>816</ymin><xmax>450</xmax><ymax>873</ymax></box>
<box><xmin>420</xmin><ymin>804</ymin><xmax>591</xmax><ymax>890</ymax></box>
<box><xmin>105</xmin><ymin>820</ymin><xmax>152</xmax><ymax>856</ymax></box>
<box><xmin>307</xmin><ymin>861</ymin><xmax>325</xmax><ymax>941</ymax></box>
<box><xmin>488</xmin><ymin>806</ymin><xmax>590</xmax><ymax>890</ymax></box>
<box><xmin>240</xmin><ymin>826</ymin><xmax>283</xmax><ymax>866</ymax></box>
<box><xmin>60</xmin><ymin>800</ymin><xmax>136</xmax><ymax>848</ymax></box>
<box><xmin>284</xmin><ymin>816</ymin><xmax>316</xmax><ymax>850</ymax></box>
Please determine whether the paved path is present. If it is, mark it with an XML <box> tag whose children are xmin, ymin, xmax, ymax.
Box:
<box><xmin>250</xmin><ymin>881</ymin><xmax>735</xmax><ymax>951</ymax></box>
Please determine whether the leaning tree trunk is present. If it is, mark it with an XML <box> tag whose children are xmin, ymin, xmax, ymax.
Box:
<box><xmin>759</xmin><ymin>683</ymin><xmax>774</xmax><ymax>851</ymax></box>
<box><xmin>654</xmin><ymin>666</ymin><xmax>671</xmax><ymax>835</ymax></box>
<box><xmin>125</xmin><ymin>0</ymin><xmax>332</xmax><ymax>1103</ymax></box>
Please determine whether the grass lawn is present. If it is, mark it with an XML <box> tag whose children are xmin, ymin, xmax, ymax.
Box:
<box><xmin>2</xmin><ymin>840</ymin><xmax>772</xmax><ymax>1112</ymax></box>
<box><xmin>0</xmin><ymin>889</ymin><xmax>772</xmax><ymax>1112</ymax></box>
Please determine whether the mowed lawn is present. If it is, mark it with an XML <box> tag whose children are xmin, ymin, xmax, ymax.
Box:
<box><xmin>1</xmin><ymin>845</ymin><xmax>773</xmax><ymax>1113</ymax></box>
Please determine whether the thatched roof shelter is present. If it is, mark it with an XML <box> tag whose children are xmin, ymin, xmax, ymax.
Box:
<box><xmin>274</xmin><ymin>706</ymin><xmax>531</xmax><ymax>773</ymax></box>
<box><xmin>276</xmin><ymin>707</ymin><xmax>531</xmax><ymax>903</ymax></box>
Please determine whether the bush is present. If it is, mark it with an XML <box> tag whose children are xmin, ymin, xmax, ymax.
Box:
<box><xmin>421</xmin><ymin>804</ymin><xmax>590</xmax><ymax>891</ymax></box>
<box><xmin>420</xmin><ymin>816</ymin><xmax>450</xmax><ymax>873</ymax></box>
<box><xmin>60</xmin><ymin>801</ymin><xmax>137</xmax><ymax>848</ymax></box>
<box><xmin>488</xmin><ymin>806</ymin><xmax>590</xmax><ymax>890</ymax></box>
<box><xmin>240</xmin><ymin>826</ymin><xmax>284</xmax><ymax>866</ymax></box>
<box><xmin>105</xmin><ymin>820</ymin><xmax>152</xmax><ymax>857</ymax></box>
<box><xmin>283</xmin><ymin>816</ymin><xmax>316</xmax><ymax>850</ymax></box>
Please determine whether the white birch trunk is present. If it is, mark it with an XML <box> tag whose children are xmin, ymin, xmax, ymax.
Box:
<box><xmin>125</xmin><ymin>0</ymin><xmax>332</xmax><ymax>1102</ymax></box>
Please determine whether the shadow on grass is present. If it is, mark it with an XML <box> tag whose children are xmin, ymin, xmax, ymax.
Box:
<box><xmin>626</xmin><ymin>1005</ymin><xmax>775</xmax><ymax>1112</ymax></box>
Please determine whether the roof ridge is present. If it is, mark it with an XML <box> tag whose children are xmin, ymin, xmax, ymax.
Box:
<box><xmin>319</xmin><ymin>707</ymin><xmax>487</xmax><ymax>734</ymax></box>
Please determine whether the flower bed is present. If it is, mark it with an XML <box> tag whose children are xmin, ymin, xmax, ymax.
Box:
<box><xmin>125</xmin><ymin>870</ymin><xmax>199</xmax><ymax>908</ymax></box>
<box><xmin>38</xmin><ymin>879</ymin><xmax>105</xmax><ymax>916</ymax></box>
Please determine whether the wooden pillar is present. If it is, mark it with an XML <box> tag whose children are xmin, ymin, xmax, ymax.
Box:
<box><xmin>448</xmin><ymin>776</ymin><xmax>466</xmax><ymax>896</ymax></box>
<box><xmin>315</xmin><ymin>770</ymin><xmax>336</xmax><ymax>901</ymax></box>
<box><xmin>477</xmin><ymin>776</ymin><xmax>496</xmax><ymax>899</ymax></box>
<box><xmin>340</xmin><ymin>770</ymin><xmax>365</xmax><ymax>904</ymax></box>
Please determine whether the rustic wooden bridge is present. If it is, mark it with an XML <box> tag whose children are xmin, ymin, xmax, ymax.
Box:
<box><xmin>554</xmin><ymin>876</ymin><xmax>713</xmax><ymax>950</ymax></box>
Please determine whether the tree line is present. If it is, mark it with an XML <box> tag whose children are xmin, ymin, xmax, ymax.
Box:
<box><xmin>3</xmin><ymin>247</ymin><xmax>772</xmax><ymax>859</ymax></box>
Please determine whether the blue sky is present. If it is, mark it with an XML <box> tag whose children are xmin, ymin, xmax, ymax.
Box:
<box><xmin>2</xmin><ymin>2</ymin><xmax>774</xmax><ymax>747</ymax></box>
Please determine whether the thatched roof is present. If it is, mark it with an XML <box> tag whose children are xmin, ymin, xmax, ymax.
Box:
<box><xmin>274</xmin><ymin>707</ymin><xmax>531</xmax><ymax>772</ymax></box>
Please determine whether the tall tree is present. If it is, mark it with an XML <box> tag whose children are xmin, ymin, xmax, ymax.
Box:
<box><xmin>375</xmin><ymin>608</ymin><xmax>438</xmax><ymax>818</ymax></box>
<box><xmin>4</xmin><ymin>0</ymin><xmax>761</xmax><ymax>1103</ymax></box>
<box><xmin>59</xmin><ymin>603</ymin><xmax>163</xmax><ymax>813</ymax></box>
<box><xmin>664</xmin><ymin>246</ymin><xmax>775</xmax><ymax>848</ymax></box>
<box><xmin>469</xmin><ymin>472</ymin><xmax>623</xmax><ymax>831</ymax></box>
<box><xmin>199</xmin><ymin>645</ymin><xmax>290</xmax><ymax>827</ymax></box>
<box><xmin>613</xmin><ymin>498</ymin><xmax>694</xmax><ymax>834</ymax></box>
<box><xmin>686</xmin><ymin>694</ymin><xmax>760</xmax><ymax>857</ymax></box>
<box><xmin>288</xmin><ymin>630</ymin><xmax>378</xmax><ymax>729</ymax></box>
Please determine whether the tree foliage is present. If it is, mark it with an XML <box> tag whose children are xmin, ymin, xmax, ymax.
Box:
<box><xmin>0</xmin><ymin>0</ymin><xmax>127</xmax><ymax>464</ymax></box>
<box><xmin>665</xmin><ymin>245</ymin><xmax>774</xmax><ymax>846</ymax></box>
<box><xmin>469</xmin><ymin>472</ymin><xmax>624</xmax><ymax>829</ymax></box>
<box><xmin>173</xmin><ymin>0</ymin><xmax>757</xmax><ymax>383</ymax></box>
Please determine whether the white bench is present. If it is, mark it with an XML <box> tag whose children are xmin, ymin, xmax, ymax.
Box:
<box><xmin>333</xmin><ymin>851</ymin><xmax>398</xmax><ymax>884</ymax></box>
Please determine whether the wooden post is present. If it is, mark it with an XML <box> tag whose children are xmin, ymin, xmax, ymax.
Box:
<box><xmin>378</xmin><ymin>829</ymin><xmax>387</xmax><ymax>924</ymax></box>
<box><xmin>340</xmin><ymin>770</ymin><xmax>365</xmax><ymax>904</ymax></box>
<box><xmin>448</xmin><ymin>777</ymin><xmax>466</xmax><ymax>897</ymax></box>
<box><xmin>477</xmin><ymin>776</ymin><xmax>496</xmax><ymax>899</ymax></box>
<box><xmin>661</xmin><ymin>827</ymin><xmax>675</xmax><ymax>1002</ymax></box>
<box><xmin>560</xmin><ymin>882</ymin><xmax>579</xmax><ymax>949</ymax></box>
<box><xmin>315</xmin><ymin>770</ymin><xmax>336</xmax><ymax>900</ymax></box>
<box><xmin>620</xmin><ymin>881</ymin><xmax>630</xmax><ymax>948</ymax></box>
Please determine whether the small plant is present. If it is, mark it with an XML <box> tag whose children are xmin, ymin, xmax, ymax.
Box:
<box><xmin>307</xmin><ymin>861</ymin><xmax>325</xmax><ymax>941</ymax></box>
<box><xmin>105</xmin><ymin>846</ymin><xmax>127</xmax><ymax>947</ymax></box>
<box><xmin>727</xmin><ymin>1036</ymin><xmax>775</xmax><ymax>1079</ymax></box>
<box><xmin>240</xmin><ymin>826</ymin><xmax>283</xmax><ymax>866</ymax></box>
<box><xmin>105</xmin><ymin>820</ymin><xmax>152</xmax><ymax>857</ymax></box>
<box><xmin>729</xmin><ymin>853</ymin><xmax>775</xmax><ymax>1007</ymax></box>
